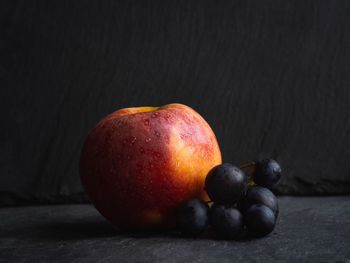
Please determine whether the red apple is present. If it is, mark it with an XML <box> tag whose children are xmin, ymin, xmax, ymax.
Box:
<box><xmin>80</xmin><ymin>103</ymin><xmax>222</xmax><ymax>230</ymax></box>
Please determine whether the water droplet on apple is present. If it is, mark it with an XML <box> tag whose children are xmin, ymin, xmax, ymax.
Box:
<box><xmin>145</xmin><ymin>138</ymin><xmax>152</xmax><ymax>143</ymax></box>
<box><xmin>164</xmin><ymin>136</ymin><xmax>170</xmax><ymax>143</ymax></box>
<box><xmin>155</xmin><ymin>131</ymin><xmax>160</xmax><ymax>137</ymax></box>
<box><xmin>122</xmin><ymin>139</ymin><xmax>128</xmax><ymax>145</ymax></box>
<box><xmin>144</xmin><ymin>119</ymin><xmax>150</xmax><ymax>126</ymax></box>
<box><xmin>155</xmin><ymin>152</ymin><xmax>161</xmax><ymax>158</ymax></box>
<box><xmin>139</xmin><ymin>147</ymin><xmax>145</xmax><ymax>153</ymax></box>
<box><xmin>127</xmin><ymin>155</ymin><xmax>131</xmax><ymax>160</ymax></box>
<box><xmin>136</xmin><ymin>163</ymin><xmax>145</xmax><ymax>174</ymax></box>
<box><xmin>130</xmin><ymin>136</ymin><xmax>136</xmax><ymax>144</ymax></box>
<box><xmin>164</xmin><ymin>113</ymin><xmax>171</xmax><ymax>121</ymax></box>
<box><xmin>151</xmin><ymin>112</ymin><xmax>160</xmax><ymax>118</ymax></box>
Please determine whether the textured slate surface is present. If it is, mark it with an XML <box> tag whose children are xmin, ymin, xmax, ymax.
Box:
<box><xmin>1</xmin><ymin>197</ymin><xmax>350</xmax><ymax>263</ymax></box>
<box><xmin>1</xmin><ymin>1</ymin><xmax>350</xmax><ymax>205</ymax></box>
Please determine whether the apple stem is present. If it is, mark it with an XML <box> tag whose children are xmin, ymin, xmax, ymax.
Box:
<box><xmin>239</xmin><ymin>161</ymin><xmax>256</xmax><ymax>169</ymax></box>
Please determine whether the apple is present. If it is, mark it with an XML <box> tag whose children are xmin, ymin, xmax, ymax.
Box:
<box><xmin>80</xmin><ymin>103</ymin><xmax>222</xmax><ymax>230</ymax></box>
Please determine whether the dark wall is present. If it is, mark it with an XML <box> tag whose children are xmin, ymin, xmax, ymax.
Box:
<box><xmin>1</xmin><ymin>0</ymin><xmax>350</xmax><ymax>205</ymax></box>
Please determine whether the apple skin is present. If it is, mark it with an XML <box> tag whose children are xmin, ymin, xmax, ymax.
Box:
<box><xmin>80</xmin><ymin>103</ymin><xmax>222</xmax><ymax>230</ymax></box>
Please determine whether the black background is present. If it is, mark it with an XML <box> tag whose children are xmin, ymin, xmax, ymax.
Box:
<box><xmin>1</xmin><ymin>0</ymin><xmax>350</xmax><ymax>205</ymax></box>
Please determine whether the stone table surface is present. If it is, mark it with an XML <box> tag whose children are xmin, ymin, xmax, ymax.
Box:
<box><xmin>1</xmin><ymin>197</ymin><xmax>349</xmax><ymax>263</ymax></box>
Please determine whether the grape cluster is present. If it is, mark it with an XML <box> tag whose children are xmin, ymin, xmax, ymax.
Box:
<box><xmin>176</xmin><ymin>159</ymin><xmax>281</xmax><ymax>239</ymax></box>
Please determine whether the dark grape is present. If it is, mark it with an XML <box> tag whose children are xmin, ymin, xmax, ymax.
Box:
<box><xmin>253</xmin><ymin>159</ymin><xmax>282</xmax><ymax>188</ymax></box>
<box><xmin>239</xmin><ymin>186</ymin><xmax>279</xmax><ymax>217</ymax></box>
<box><xmin>209</xmin><ymin>204</ymin><xmax>244</xmax><ymax>239</ymax></box>
<box><xmin>176</xmin><ymin>198</ymin><xmax>209</xmax><ymax>235</ymax></box>
<box><xmin>244</xmin><ymin>204</ymin><xmax>276</xmax><ymax>237</ymax></box>
<box><xmin>205</xmin><ymin>163</ymin><xmax>247</xmax><ymax>204</ymax></box>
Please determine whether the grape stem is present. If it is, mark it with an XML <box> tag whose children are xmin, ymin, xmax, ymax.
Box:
<box><xmin>239</xmin><ymin>161</ymin><xmax>256</xmax><ymax>169</ymax></box>
<box><xmin>239</xmin><ymin>161</ymin><xmax>256</xmax><ymax>187</ymax></box>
